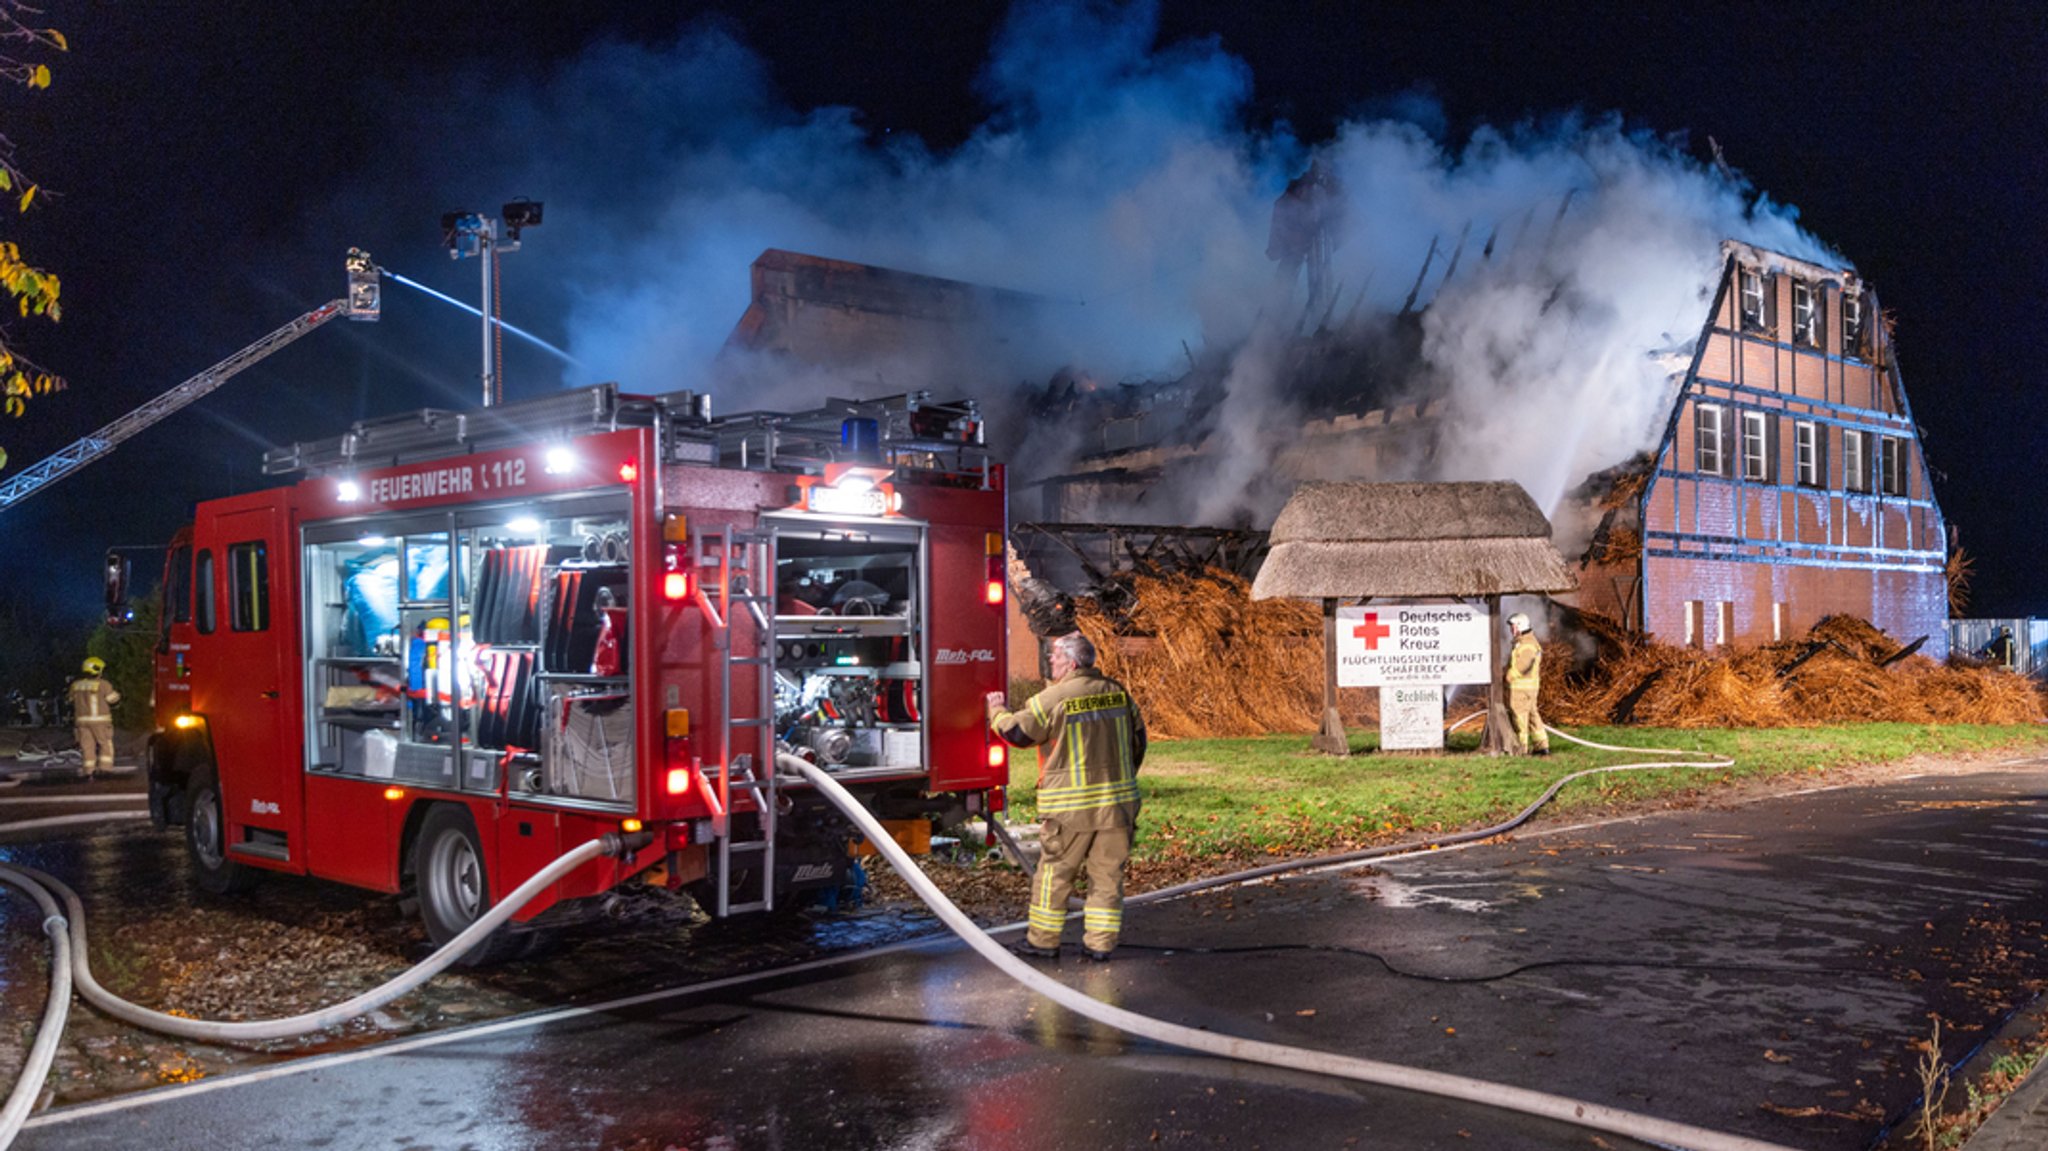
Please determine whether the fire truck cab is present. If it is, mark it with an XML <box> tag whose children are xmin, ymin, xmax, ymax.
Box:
<box><xmin>146</xmin><ymin>384</ymin><xmax>1007</xmax><ymax>962</ymax></box>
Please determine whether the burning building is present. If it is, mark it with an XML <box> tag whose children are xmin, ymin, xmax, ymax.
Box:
<box><xmin>1572</xmin><ymin>241</ymin><xmax>1947</xmax><ymax>653</ymax></box>
<box><xmin>714</xmin><ymin>227</ymin><xmax>1950</xmax><ymax>664</ymax></box>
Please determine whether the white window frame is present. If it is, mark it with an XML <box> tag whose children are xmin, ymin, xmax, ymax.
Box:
<box><xmin>1715</xmin><ymin>601</ymin><xmax>1731</xmax><ymax>647</ymax></box>
<box><xmin>1740</xmin><ymin>411</ymin><xmax>1770</xmax><ymax>481</ymax></box>
<box><xmin>1739</xmin><ymin>269</ymin><xmax>1766</xmax><ymax>329</ymax></box>
<box><xmin>1772</xmin><ymin>602</ymin><xmax>1786</xmax><ymax>643</ymax></box>
<box><xmin>1794</xmin><ymin>420</ymin><xmax>1820</xmax><ymax>486</ymax></box>
<box><xmin>1792</xmin><ymin>280</ymin><xmax>1818</xmax><ymax>346</ymax></box>
<box><xmin>1843</xmin><ymin>429</ymin><xmax>1868</xmax><ymax>492</ymax></box>
<box><xmin>1695</xmin><ymin>404</ymin><xmax>1726</xmax><ymax>476</ymax></box>
<box><xmin>1684</xmin><ymin>600</ymin><xmax>1699</xmax><ymax>647</ymax></box>
<box><xmin>1878</xmin><ymin>435</ymin><xmax>1906</xmax><ymax>496</ymax></box>
<box><xmin>1841</xmin><ymin>290</ymin><xmax>1864</xmax><ymax>357</ymax></box>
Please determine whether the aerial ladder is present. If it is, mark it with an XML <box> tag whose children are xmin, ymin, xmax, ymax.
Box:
<box><xmin>0</xmin><ymin>250</ymin><xmax>381</xmax><ymax>514</ymax></box>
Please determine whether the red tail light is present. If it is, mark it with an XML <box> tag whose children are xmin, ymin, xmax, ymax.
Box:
<box><xmin>618</xmin><ymin>460</ymin><xmax>639</xmax><ymax>483</ymax></box>
<box><xmin>664</xmin><ymin>571</ymin><xmax>690</xmax><ymax>601</ymax></box>
<box><xmin>666</xmin><ymin>767</ymin><xmax>693</xmax><ymax>796</ymax></box>
<box><xmin>987</xmin><ymin>742</ymin><xmax>1007</xmax><ymax>768</ymax></box>
<box><xmin>984</xmin><ymin>579</ymin><xmax>1004</xmax><ymax>605</ymax></box>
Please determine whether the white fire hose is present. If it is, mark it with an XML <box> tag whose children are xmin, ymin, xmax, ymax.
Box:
<box><xmin>789</xmin><ymin>754</ymin><xmax>1792</xmax><ymax>1151</ymax></box>
<box><xmin>0</xmin><ymin>813</ymin><xmax>624</xmax><ymax>1151</ymax></box>
<box><xmin>1125</xmin><ymin>717</ymin><xmax>1736</xmax><ymax>905</ymax></box>
<box><xmin>1</xmin><ymin>725</ymin><xmax>1762</xmax><ymax>1151</ymax></box>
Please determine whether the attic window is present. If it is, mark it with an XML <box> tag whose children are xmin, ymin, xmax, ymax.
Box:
<box><xmin>1792</xmin><ymin>280</ymin><xmax>1823</xmax><ymax>347</ymax></box>
<box><xmin>1841</xmin><ymin>290</ymin><xmax>1866</xmax><ymax>359</ymax></box>
<box><xmin>1739</xmin><ymin>269</ymin><xmax>1766</xmax><ymax>331</ymax></box>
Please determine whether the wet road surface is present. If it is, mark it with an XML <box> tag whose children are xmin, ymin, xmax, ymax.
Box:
<box><xmin>10</xmin><ymin>759</ymin><xmax>2048</xmax><ymax>1149</ymax></box>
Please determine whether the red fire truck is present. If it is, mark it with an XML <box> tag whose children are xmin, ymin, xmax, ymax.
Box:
<box><xmin>135</xmin><ymin>384</ymin><xmax>1008</xmax><ymax>962</ymax></box>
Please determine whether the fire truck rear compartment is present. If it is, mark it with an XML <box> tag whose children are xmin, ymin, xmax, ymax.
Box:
<box><xmin>770</xmin><ymin>523</ymin><xmax>926</xmax><ymax>774</ymax></box>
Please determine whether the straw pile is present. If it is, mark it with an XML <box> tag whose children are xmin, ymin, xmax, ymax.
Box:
<box><xmin>1546</xmin><ymin>613</ymin><xmax>2044</xmax><ymax>728</ymax></box>
<box><xmin>1072</xmin><ymin>569</ymin><xmax>1326</xmax><ymax>738</ymax></box>
<box><xmin>1064</xmin><ymin>568</ymin><xmax>2041</xmax><ymax>736</ymax></box>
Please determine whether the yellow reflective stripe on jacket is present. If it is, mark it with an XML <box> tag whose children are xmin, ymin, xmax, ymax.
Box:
<box><xmin>1037</xmin><ymin>778</ymin><xmax>1140</xmax><ymax>813</ymax></box>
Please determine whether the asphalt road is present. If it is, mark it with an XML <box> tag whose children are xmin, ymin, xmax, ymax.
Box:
<box><xmin>14</xmin><ymin>757</ymin><xmax>2048</xmax><ymax>1150</ymax></box>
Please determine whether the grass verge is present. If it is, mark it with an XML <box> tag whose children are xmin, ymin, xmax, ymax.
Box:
<box><xmin>1006</xmin><ymin>723</ymin><xmax>2048</xmax><ymax>865</ymax></box>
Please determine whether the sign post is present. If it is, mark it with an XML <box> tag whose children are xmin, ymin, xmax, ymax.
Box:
<box><xmin>1312</xmin><ymin>598</ymin><xmax>1349</xmax><ymax>755</ymax></box>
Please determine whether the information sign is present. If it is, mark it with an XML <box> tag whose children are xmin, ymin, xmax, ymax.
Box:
<box><xmin>1336</xmin><ymin>603</ymin><xmax>1490</xmax><ymax>687</ymax></box>
<box><xmin>1380</xmin><ymin>684</ymin><xmax>1446</xmax><ymax>751</ymax></box>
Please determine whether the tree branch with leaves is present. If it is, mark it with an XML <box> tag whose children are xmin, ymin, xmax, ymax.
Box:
<box><xmin>0</xmin><ymin>0</ymin><xmax>65</xmax><ymax>470</ymax></box>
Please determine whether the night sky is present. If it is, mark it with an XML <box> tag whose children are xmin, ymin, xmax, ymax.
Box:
<box><xmin>1</xmin><ymin>1</ymin><xmax>2041</xmax><ymax>625</ymax></box>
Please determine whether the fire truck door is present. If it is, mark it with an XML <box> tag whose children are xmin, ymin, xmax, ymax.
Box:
<box><xmin>192</xmin><ymin>503</ymin><xmax>299</xmax><ymax>859</ymax></box>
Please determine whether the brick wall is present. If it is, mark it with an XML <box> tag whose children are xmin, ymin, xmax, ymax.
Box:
<box><xmin>1634</xmin><ymin>244</ymin><xmax>1947</xmax><ymax>655</ymax></box>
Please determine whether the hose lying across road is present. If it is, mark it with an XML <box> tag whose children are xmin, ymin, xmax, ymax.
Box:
<box><xmin>0</xmin><ymin>726</ymin><xmax>1772</xmax><ymax>1151</ymax></box>
<box><xmin>792</xmin><ymin>744</ymin><xmax>1797</xmax><ymax>1151</ymax></box>
<box><xmin>1127</xmin><ymin>718</ymin><xmax>1736</xmax><ymax>906</ymax></box>
<box><xmin>0</xmin><ymin>815</ymin><xmax>623</xmax><ymax>1151</ymax></box>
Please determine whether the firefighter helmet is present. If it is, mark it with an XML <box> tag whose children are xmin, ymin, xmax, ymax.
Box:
<box><xmin>1507</xmin><ymin>613</ymin><xmax>1532</xmax><ymax>635</ymax></box>
<box><xmin>81</xmin><ymin>656</ymin><xmax>105</xmax><ymax>676</ymax></box>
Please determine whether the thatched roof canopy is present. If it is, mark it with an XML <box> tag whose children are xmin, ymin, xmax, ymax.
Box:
<box><xmin>1252</xmin><ymin>481</ymin><xmax>1577</xmax><ymax>600</ymax></box>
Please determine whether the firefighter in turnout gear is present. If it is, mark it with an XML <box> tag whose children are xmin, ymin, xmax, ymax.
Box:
<box><xmin>1504</xmin><ymin>613</ymin><xmax>1548</xmax><ymax>755</ymax></box>
<box><xmin>989</xmin><ymin>633</ymin><xmax>1146</xmax><ymax>961</ymax></box>
<box><xmin>70</xmin><ymin>656</ymin><xmax>121</xmax><ymax>778</ymax></box>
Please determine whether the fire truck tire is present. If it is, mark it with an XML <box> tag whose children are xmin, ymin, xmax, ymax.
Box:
<box><xmin>185</xmin><ymin>768</ymin><xmax>260</xmax><ymax>896</ymax></box>
<box><xmin>413</xmin><ymin>805</ymin><xmax>527</xmax><ymax>967</ymax></box>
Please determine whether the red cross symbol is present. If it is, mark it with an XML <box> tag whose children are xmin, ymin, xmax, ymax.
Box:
<box><xmin>1352</xmin><ymin>612</ymin><xmax>1392</xmax><ymax>650</ymax></box>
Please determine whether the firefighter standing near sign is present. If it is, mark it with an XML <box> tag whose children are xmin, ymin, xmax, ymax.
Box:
<box><xmin>1504</xmin><ymin>613</ymin><xmax>1549</xmax><ymax>755</ymax></box>
<box><xmin>70</xmin><ymin>656</ymin><xmax>121</xmax><ymax>779</ymax></box>
<box><xmin>988</xmin><ymin>632</ymin><xmax>1146</xmax><ymax>961</ymax></box>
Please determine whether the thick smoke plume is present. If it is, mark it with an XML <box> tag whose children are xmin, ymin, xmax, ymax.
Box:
<box><xmin>401</xmin><ymin>1</ymin><xmax>1840</xmax><ymax>525</ymax></box>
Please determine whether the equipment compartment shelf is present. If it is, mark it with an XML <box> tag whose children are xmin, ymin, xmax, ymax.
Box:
<box><xmin>774</xmin><ymin>616</ymin><xmax>913</xmax><ymax>634</ymax></box>
<box><xmin>317</xmin><ymin>712</ymin><xmax>400</xmax><ymax>730</ymax></box>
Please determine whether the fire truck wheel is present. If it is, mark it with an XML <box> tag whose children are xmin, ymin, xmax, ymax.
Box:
<box><xmin>185</xmin><ymin>768</ymin><xmax>260</xmax><ymax>895</ymax></box>
<box><xmin>414</xmin><ymin>805</ymin><xmax>526</xmax><ymax>966</ymax></box>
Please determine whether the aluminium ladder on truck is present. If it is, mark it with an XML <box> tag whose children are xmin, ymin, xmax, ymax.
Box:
<box><xmin>696</xmin><ymin>523</ymin><xmax>781</xmax><ymax>916</ymax></box>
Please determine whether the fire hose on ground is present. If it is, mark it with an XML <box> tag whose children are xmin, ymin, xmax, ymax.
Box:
<box><xmin>790</xmin><ymin>750</ymin><xmax>1797</xmax><ymax>1151</ymax></box>
<box><xmin>0</xmin><ymin>723</ymin><xmax>1778</xmax><ymax>1151</ymax></box>
<box><xmin>0</xmin><ymin>823</ymin><xmax>631</xmax><ymax>1150</ymax></box>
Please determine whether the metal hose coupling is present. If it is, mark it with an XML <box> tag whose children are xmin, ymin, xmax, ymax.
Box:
<box><xmin>602</xmin><ymin>829</ymin><xmax>657</xmax><ymax>857</ymax></box>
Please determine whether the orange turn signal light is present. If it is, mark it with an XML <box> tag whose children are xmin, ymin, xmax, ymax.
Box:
<box><xmin>621</xmin><ymin>818</ymin><xmax>644</xmax><ymax>834</ymax></box>
<box><xmin>383</xmin><ymin>787</ymin><xmax>405</xmax><ymax>801</ymax></box>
